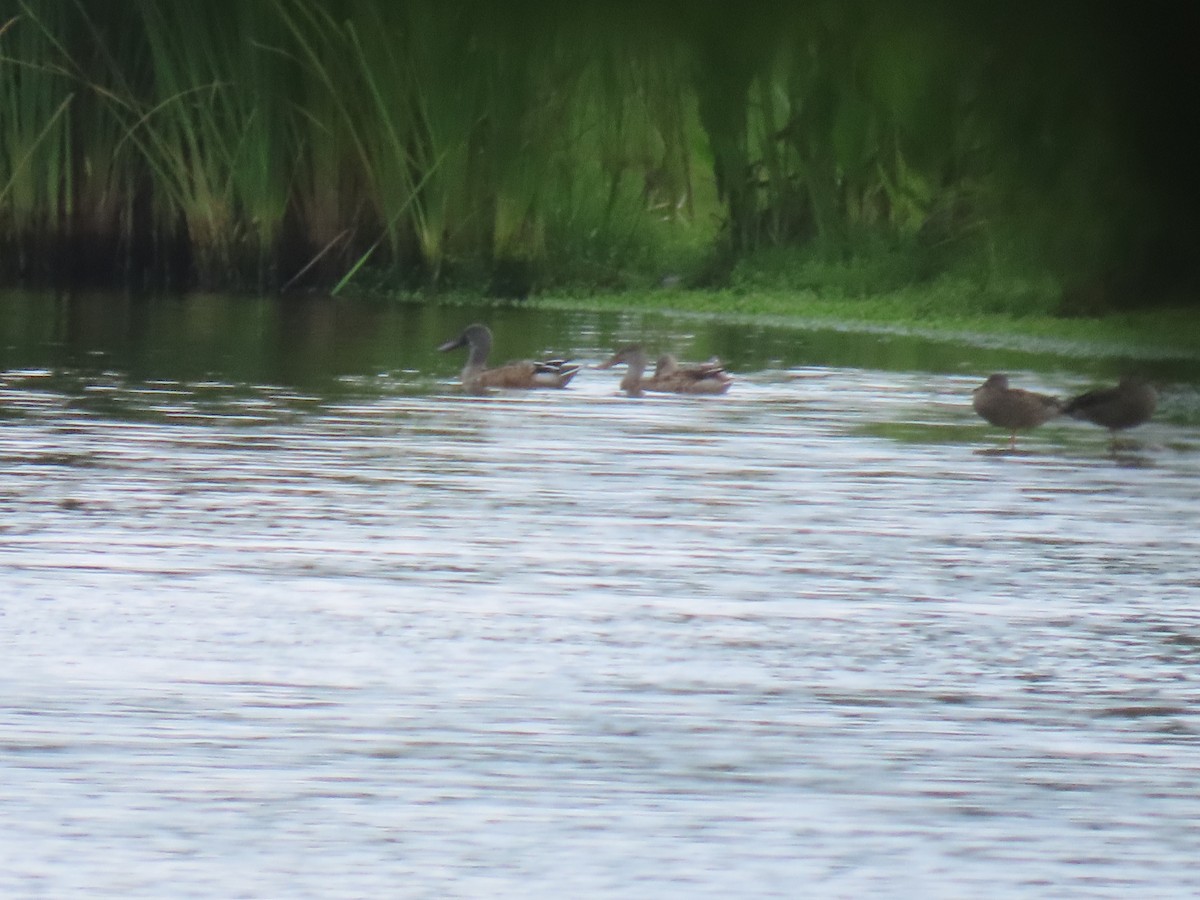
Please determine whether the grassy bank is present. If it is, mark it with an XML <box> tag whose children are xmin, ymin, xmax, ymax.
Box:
<box><xmin>517</xmin><ymin>283</ymin><xmax>1200</xmax><ymax>359</ymax></box>
<box><xmin>472</xmin><ymin>240</ymin><xmax>1200</xmax><ymax>356</ymax></box>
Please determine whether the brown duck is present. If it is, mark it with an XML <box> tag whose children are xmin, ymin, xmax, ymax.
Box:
<box><xmin>972</xmin><ymin>373</ymin><xmax>1061</xmax><ymax>449</ymax></box>
<box><xmin>596</xmin><ymin>345</ymin><xmax>732</xmax><ymax>396</ymax></box>
<box><xmin>438</xmin><ymin>324</ymin><xmax>580</xmax><ymax>393</ymax></box>
<box><xmin>654</xmin><ymin>353</ymin><xmax>728</xmax><ymax>381</ymax></box>
<box><xmin>1063</xmin><ymin>376</ymin><xmax>1157</xmax><ymax>439</ymax></box>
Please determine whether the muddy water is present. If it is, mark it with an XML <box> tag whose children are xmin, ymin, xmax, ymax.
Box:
<box><xmin>2</xmin><ymin>292</ymin><xmax>1200</xmax><ymax>897</ymax></box>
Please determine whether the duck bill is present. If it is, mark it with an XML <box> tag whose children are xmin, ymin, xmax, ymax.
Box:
<box><xmin>437</xmin><ymin>336</ymin><xmax>466</xmax><ymax>352</ymax></box>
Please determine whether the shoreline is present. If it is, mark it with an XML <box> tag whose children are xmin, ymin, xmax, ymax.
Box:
<box><xmin>516</xmin><ymin>288</ymin><xmax>1200</xmax><ymax>361</ymax></box>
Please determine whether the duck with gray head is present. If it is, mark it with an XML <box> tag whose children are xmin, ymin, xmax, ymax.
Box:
<box><xmin>1063</xmin><ymin>376</ymin><xmax>1157</xmax><ymax>441</ymax></box>
<box><xmin>972</xmin><ymin>373</ymin><xmax>1061</xmax><ymax>449</ymax></box>
<box><xmin>597</xmin><ymin>345</ymin><xmax>732</xmax><ymax>397</ymax></box>
<box><xmin>437</xmin><ymin>323</ymin><xmax>580</xmax><ymax>393</ymax></box>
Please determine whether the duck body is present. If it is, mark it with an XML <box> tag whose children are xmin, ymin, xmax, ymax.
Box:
<box><xmin>438</xmin><ymin>324</ymin><xmax>580</xmax><ymax>392</ymax></box>
<box><xmin>1063</xmin><ymin>376</ymin><xmax>1157</xmax><ymax>434</ymax></box>
<box><xmin>598</xmin><ymin>345</ymin><xmax>732</xmax><ymax>396</ymax></box>
<box><xmin>655</xmin><ymin>353</ymin><xmax>731</xmax><ymax>386</ymax></box>
<box><xmin>972</xmin><ymin>373</ymin><xmax>1061</xmax><ymax>448</ymax></box>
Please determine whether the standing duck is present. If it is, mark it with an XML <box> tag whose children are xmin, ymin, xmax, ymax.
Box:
<box><xmin>972</xmin><ymin>373</ymin><xmax>1061</xmax><ymax>449</ymax></box>
<box><xmin>1063</xmin><ymin>376</ymin><xmax>1157</xmax><ymax>441</ymax></box>
<box><xmin>596</xmin><ymin>345</ymin><xmax>732</xmax><ymax>397</ymax></box>
<box><xmin>437</xmin><ymin>324</ymin><xmax>580</xmax><ymax>392</ymax></box>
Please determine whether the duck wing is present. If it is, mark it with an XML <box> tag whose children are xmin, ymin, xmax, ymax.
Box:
<box><xmin>1063</xmin><ymin>385</ymin><xmax>1118</xmax><ymax>418</ymax></box>
<box><xmin>532</xmin><ymin>359</ymin><xmax>581</xmax><ymax>387</ymax></box>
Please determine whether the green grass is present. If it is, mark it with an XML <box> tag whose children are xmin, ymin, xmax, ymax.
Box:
<box><xmin>519</xmin><ymin>282</ymin><xmax>1200</xmax><ymax>358</ymax></box>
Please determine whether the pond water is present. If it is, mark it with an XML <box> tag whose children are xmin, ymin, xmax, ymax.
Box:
<box><xmin>2</xmin><ymin>291</ymin><xmax>1200</xmax><ymax>897</ymax></box>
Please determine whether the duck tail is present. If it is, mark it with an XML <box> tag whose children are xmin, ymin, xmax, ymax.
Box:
<box><xmin>556</xmin><ymin>363</ymin><xmax>582</xmax><ymax>386</ymax></box>
<box><xmin>534</xmin><ymin>359</ymin><xmax>581</xmax><ymax>386</ymax></box>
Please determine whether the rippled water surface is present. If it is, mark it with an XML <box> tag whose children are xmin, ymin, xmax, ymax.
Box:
<box><xmin>3</xmin><ymin>292</ymin><xmax>1200</xmax><ymax>897</ymax></box>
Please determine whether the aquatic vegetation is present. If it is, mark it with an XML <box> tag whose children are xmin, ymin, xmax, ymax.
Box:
<box><xmin>0</xmin><ymin>1</ymin><xmax>1196</xmax><ymax>310</ymax></box>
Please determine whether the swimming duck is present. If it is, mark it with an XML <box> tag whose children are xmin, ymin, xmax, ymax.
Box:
<box><xmin>597</xmin><ymin>345</ymin><xmax>732</xmax><ymax>396</ymax></box>
<box><xmin>654</xmin><ymin>353</ymin><xmax>727</xmax><ymax>380</ymax></box>
<box><xmin>1063</xmin><ymin>376</ymin><xmax>1157</xmax><ymax>439</ymax></box>
<box><xmin>972</xmin><ymin>373</ymin><xmax>1061</xmax><ymax>449</ymax></box>
<box><xmin>437</xmin><ymin>323</ymin><xmax>580</xmax><ymax>392</ymax></box>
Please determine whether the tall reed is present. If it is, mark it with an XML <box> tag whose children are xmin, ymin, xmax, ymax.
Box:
<box><xmin>0</xmin><ymin>0</ymin><xmax>1192</xmax><ymax>307</ymax></box>
<box><xmin>0</xmin><ymin>5</ymin><xmax>73</xmax><ymax>275</ymax></box>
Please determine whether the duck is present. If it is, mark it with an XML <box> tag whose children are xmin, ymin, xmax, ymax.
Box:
<box><xmin>972</xmin><ymin>373</ymin><xmax>1061</xmax><ymax>449</ymax></box>
<box><xmin>1063</xmin><ymin>376</ymin><xmax>1157</xmax><ymax>440</ymax></box>
<box><xmin>437</xmin><ymin>323</ymin><xmax>580</xmax><ymax>392</ymax></box>
<box><xmin>654</xmin><ymin>353</ymin><xmax>727</xmax><ymax>381</ymax></box>
<box><xmin>596</xmin><ymin>345</ymin><xmax>732</xmax><ymax>396</ymax></box>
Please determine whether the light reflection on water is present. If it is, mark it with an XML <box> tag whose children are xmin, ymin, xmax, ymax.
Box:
<box><xmin>3</xmin><ymin>309</ymin><xmax>1200</xmax><ymax>896</ymax></box>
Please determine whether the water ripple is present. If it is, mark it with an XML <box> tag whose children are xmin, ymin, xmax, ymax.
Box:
<box><xmin>2</xmin><ymin>364</ymin><xmax>1200</xmax><ymax>897</ymax></box>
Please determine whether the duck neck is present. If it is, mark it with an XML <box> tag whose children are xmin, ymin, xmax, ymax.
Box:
<box><xmin>655</xmin><ymin>354</ymin><xmax>678</xmax><ymax>377</ymax></box>
<box><xmin>462</xmin><ymin>332</ymin><xmax>492</xmax><ymax>377</ymax></box>
<box><xmin>621</xmin><ymin>349</ymin><xmax>647</xmax><ymax>396</ymax></box>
